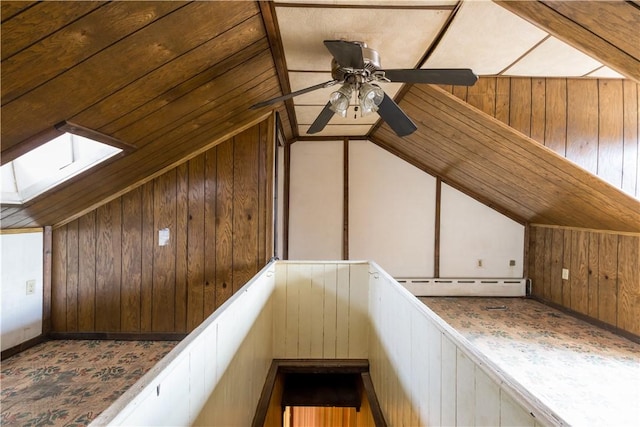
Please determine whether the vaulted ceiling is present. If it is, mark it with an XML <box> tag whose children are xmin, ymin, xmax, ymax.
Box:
<box><xmin>1</xmin><ymin>1</ymin><xmax>639</xmax><ymax>231</ymax></box>
<box><xmin>272</xmin><ymin>0</ymin><xmax>630</xmax><ymax>138</ymax></box>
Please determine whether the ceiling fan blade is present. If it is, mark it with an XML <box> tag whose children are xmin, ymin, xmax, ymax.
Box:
<box><xmin>307</xmin><ymin>102</ymin><xmax>335</xmax><ymax>134</ymax></box>
<box><xmin>383</xmin><ymin>68</ymin><xmax>478</xmax><ymax>86</ymax></box>
<box><xmin>377</xmin><ymin>93</ymin><xmax>417</xmax><ymax>137</ymax></box>
<box><xmin>250</xmin><ymin>80</ymin><xmax>339</xmax><ymax>109</ymax></box>
<box><xmin>324</xmin><ymin>40</ymin><xmax>365</xmax><ymax>69</ymax></box>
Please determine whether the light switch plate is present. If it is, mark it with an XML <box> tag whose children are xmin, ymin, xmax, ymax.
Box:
<box><xmin>26</xmin><ymin>279</ymin><xmax>36</xmax><ymax>295</ymax></box>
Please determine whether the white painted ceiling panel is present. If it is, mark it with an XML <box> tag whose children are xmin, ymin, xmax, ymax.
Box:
<box><xmin>277</xmin><ymin>7</ymin><xmax>451</xmax><ymax>71</ymax></box>
<box><xmin>587</xmin><ymin>67</ymin><xmax>625</xmax><ymax>79</ymax></box>
<box><xmin>288</xmin><ymin>72</ymin><xmax>340</xmax><ymax>105</ymax></box>
<box><xmin>298</xmin><ymin>125</ymin><xmax>373</xmax><ymax>137</ymax></box>
<box><xmin>289</xmin><ymin>71</ymin><xmax>334</xmax><ymax>92</ymax></box>
<box><xmin>275</xmin><ymin>0</ymin><xmax>457</xmax><ymax>6</ymax></box>
<box><xmin>504</xmin><ymin>37</ymin><xmax>603</xmax><ymax>77</ymax></box>
<box><xmin>295</xmin><ymin>105</ymin><xmax>380</xmax><ymax>125</ymax></box>
<box><xmin>423</xmin><ymin>0</ymin><xmax>547</xmax><ymax>75</ymax></box>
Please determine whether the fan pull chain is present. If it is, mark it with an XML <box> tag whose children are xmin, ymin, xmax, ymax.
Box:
<box><xmin>353</xmin><ymin>85</ymin><xmax>359</xmax><ymax>119</ymax></box>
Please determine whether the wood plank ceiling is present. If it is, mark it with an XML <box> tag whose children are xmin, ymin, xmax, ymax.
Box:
<box><xmin>1</xmin><ymin>1</ymin><xmax>639</xmax><ymax>232</ymax></box>
<box><xmin>1</xmin><ymin>1</ymin><xmax>292</xmax><ymax>228</ymax></box>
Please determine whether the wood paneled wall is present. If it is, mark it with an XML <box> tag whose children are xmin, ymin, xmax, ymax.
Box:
<box><xmin>51</xmin><ymin>119</ymin><xmax>275</xmax><ymax>334</ymax></box>
<box><xmin>528</xmin><ymin>225</ymin><xmax>640</xmax><ymax>336</ymax></box>
<box><xmin>443</xmin><ymin>77</ymin><xmax>639</xmax><ymax>198</ymax></box>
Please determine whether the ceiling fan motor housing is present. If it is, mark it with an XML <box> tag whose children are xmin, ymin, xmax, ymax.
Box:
<box><xmin>252</xmin><ymin>39</ymin><xmax>477</xmax><ymax>137</ymax></box>
<box><xmin>331</xmin><ymin>42</ymin><xmax>381</xmax><ymax>81</ymax></box>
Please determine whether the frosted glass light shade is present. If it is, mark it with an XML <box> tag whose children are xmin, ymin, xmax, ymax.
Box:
<box><xmin>329</xmin><ymin>84</ymin><xmax>353</xmax><ymax>117</ymax></box>
<box><xmin>359</xmin><ymin>83</ymin><xmax>384</xmax><ymax>116</ymax></box>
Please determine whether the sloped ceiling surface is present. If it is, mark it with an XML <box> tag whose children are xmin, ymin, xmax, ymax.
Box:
<box><xmin>1</xmin><ymin>1</ymin><xmax>638</xmax><ymax>232</ymax></box>
<box><xmin>1</xmin><ymin>1</ymin><xmax>292</xmax><ymax>228</ymax></box>
<box><xmin>496</xmin><ymin>0</ymin><xmax>640</xmax><ymax>82</ymax></box>
<box><xmin>370</xmin><ymin>84</ymin><xmax>640</xmax><ymax>232</ymax></box>
<box><xmin>272</xmin><ymin>0</ymin><xmax>637</xmax><ymax>138</ymax></box>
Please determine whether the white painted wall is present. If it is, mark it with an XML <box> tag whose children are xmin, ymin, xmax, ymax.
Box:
<box><xmin>98</xmin><ymin>261</ymin><xmax>561</xmax><ymax>426</ymax></box>
<box><xmin>349</xmin><ymin>141</ymin><xmax>436</xmax><ymax>277</ymax></box>
<box><xmin>367</xmin><ymin>262</ymin><xmax>559</xmax><ymax>426</ymax></box>
<box><xmin>440</xmin><ymin>183</ymin><xmax>525</xmax><ymax>278</ymax></box>
<box><xmin>96</xmin><ymin>261</ymin><xmax>372</xmax><ymax>426</ymax></box>
<box><xmin>273</xmin><ymin>261</ymin><xmax>369</xmax><ymax>359</ymax></box>
<box><xmin>286</xmin><ymin>139</ymin><xmax>523</xmax><ymax>278</ymax></box>
<box><xmin>1</xmin><ymin>230</ymin><xmax>43</xmax><ymax>351</ymax></box>
<box><xmin>288</xmin><ymin>140</ymin><xmax>343</xmax><ymax>260</ymax></box>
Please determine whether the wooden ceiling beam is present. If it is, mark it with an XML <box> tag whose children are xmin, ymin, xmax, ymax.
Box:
<box><xmin>257</xmin><ymin>1</ymin><xmax>298</xmax><ymax>141</ymax></box>
<box><xmin>495</xmin><ymin>0</ymin><xmax>640</xmax><ymax>83</ymax></box>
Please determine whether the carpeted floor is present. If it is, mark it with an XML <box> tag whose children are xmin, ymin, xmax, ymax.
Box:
<box><xmin>421</xmin><ymin>297</ymin><xmax>640</xmax><ymax>427</ymax></box>
<box><xmin>1</xmin><ymin>340</ymin><xmax>177</xmax><ymax>427</ymax></box>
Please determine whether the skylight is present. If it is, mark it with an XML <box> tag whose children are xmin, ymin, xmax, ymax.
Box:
<box><xmin>1</xmin><ymin>133</ymin><xmax>122</xmax><ymax>205</ymax></box>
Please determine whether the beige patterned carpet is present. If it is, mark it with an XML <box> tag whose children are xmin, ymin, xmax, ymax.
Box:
<box><xmin>1</xmin><ymin>340</ymin><xmax>177</xmax><ymax>426</ymax></box>
<box><xmin>421</xmin><ymin>297</ymin><xmax>640</xmax><ymax>427</ymax></box>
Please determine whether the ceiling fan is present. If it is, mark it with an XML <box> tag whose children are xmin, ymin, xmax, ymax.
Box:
<box><xmin>251</xmin><ymin>40</ymin><xmax>478</xmax><ymax>137</ymax></box>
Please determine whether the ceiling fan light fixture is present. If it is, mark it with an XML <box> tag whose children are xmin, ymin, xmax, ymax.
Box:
<box><xmin>358</xmin><ymin>83</ymin><xmax>384</xmax><ymax>116</ymax></box>
<box><xmin>329</xmin><ymin>84</ymin><xmax>353</xmax><ymax>117</ymax></box>
<box><xmin>252</xmin><ymin>39</ymin><xmax>477</xmax><ymax>136</ymax></box>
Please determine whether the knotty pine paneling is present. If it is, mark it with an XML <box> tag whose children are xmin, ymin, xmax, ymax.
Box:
<box><xmin>446</xmin><ymin>77</ymin><xmax>640</xmax><ymax>199</ymax></box>
<box><xmin>528</xmin><ymin>225</ymin><xmax>640</xmax><ymax>336</ymax></box>
<box><xmin>50</xmin><ymin>119</ymin><xmax>275</xmax><ymax>334</ymax></box>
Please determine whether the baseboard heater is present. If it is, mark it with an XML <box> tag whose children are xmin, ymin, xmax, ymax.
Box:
<box><xmin>396</xmin><ymin>278</ymin><xmax>528</xmax><ymax>297</ymax></box>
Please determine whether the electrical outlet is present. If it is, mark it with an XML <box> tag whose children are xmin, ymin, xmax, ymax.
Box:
<box><xmin>477</xmin><ymin>259</ymin><xmax>483</xmax><ymax>268</ymax></box>
<box><xmin>562</xmin><ymin>268</ymin><xmax>569</xmax><ymax>280</ymax></box>
<box><xmin>26</xmin><ymin>280</ymin><xmax>36</xmax><ymax>295</ymax></box>
<box><xmin>509</xmin><ymin>259</ymin><xmax>516</xmax><ymax>267</ymax></box>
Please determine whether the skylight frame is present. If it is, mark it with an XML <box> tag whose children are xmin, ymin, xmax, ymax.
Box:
<box><xmin>1</xmin><ymin>122</ymin><xmax>133</xmax><ymax>206</ymax></box>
